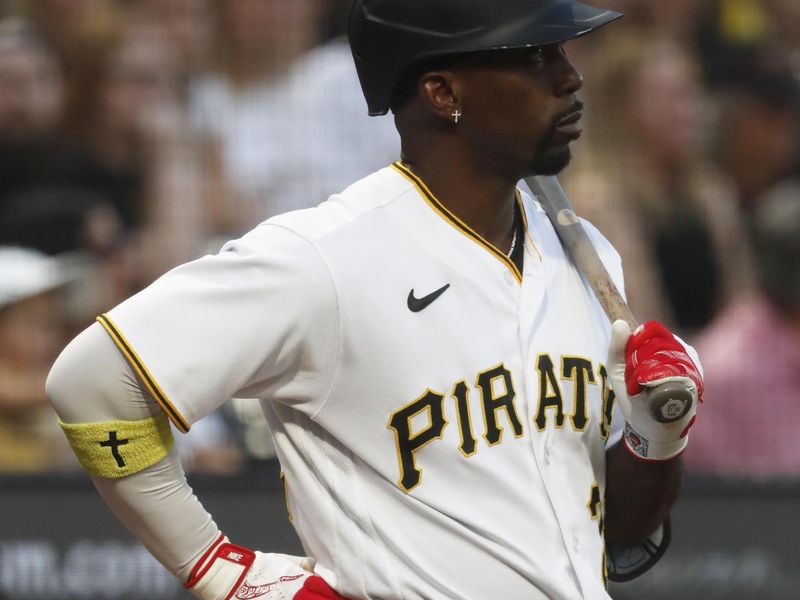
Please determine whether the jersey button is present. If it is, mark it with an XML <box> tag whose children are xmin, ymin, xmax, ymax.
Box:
<box><xmin>503</xmin><ymin>271</ymin><xmax>514</xmax><ymax>285</ymax></box>
<box><xmin>544</xmin><ymin>449</ymin><xmax>551</xmax><ymax>465</ymax></box>
<box><xmin>572</xmin><ymin>536</ymin><xmax>580</xmax><ymax>552</ymax></box>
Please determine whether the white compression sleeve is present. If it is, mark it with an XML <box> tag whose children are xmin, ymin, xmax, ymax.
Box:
<box><xmin>48</xmin><ymin>322</ymin><xmax>159</xmax><ymax>422</ymax></box>
<box><xmin>92</xmin><ymin>446</ymin><xmax>220</xmax><ymax>581</ymax></box>
<box><xmin>46</xmin><ymin>322</ymin><xmax>220</xmax><ymax>582</ymax></box>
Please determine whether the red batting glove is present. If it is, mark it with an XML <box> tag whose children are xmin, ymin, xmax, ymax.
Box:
<box><xmin>186</xmin><ymin>534</ymin><xmax>349</xmax><ymax>600</ymax></box>
<box><xmin>625</xmin><ymin>320</ymin><xmax>704</xmax><ymax>402</ymax></box>
<box><xmin>608</xmin><ymin>320</ymin><xmax>703</xmax><ymax>461</ymax></box>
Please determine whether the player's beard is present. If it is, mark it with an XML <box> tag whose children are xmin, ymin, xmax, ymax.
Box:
<box><xmin>530</xmin><ymin>140</ymin><xmax>572</xmax><ymax>175</ymax></box>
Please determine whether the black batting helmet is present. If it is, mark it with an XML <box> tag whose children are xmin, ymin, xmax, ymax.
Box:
<box><xmin>348</xmin><ymin>0</ymin><xmax>622</xmax><ymax>116</ymax></box>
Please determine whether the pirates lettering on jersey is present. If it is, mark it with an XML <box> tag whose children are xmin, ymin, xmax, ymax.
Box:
<box><xmin>452</xmin><ymin>380</ymin><xmax>478</xmax><ymax>457</ymax></box>
<box><xmin>587</xmin><ymin>482</ymin><xmax>608</xmax><ymax>587</ymax></box>
<box><xmin>389</xmin><ymin>357</ymin><xmax>615</xmax><ymax>492</ymax></box>
<box><xmin>534</xmin><ymin>354</ymin><xmax>566</xmax><ymax>431</ymax></box>
<box><xmin>388</xmin><ymin>389</ymin><xmax>448</xmax><ymax>492</ymax></box>
<box><xmin>562</xmin><ymin>357</ymin><xmax>596</xmax><ymax>431</ymax></box>
<box><xmin>597</xmin><ymin>364</ymin><xmax>616</xmax><ymax>441</ymax></box>
<box><xmin>476</xmin><ymin>364</ymin><xmax>524</xmax><ymax>446</ymax></box>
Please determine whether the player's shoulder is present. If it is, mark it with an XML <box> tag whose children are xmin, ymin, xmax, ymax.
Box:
<box><xmin>212</xmin><ymin>165</ymin><xmax>414</xmax><ymax>281</ymax></box>
<box><xmin>518</xmin><ymin>181</ymin><xmax>625</xmax><ymax>300</ymax></box>
<box><xmin>265</xmin><ymin>165</ymin><xmax>414</xmax><ymax>241</ymax></box>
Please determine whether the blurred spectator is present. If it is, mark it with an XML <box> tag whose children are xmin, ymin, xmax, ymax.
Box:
<box><xmin>766</xmin><ymin>0</ymin><xmax>800</xmax><ymax>50</ymax></box>
<box><xmin>1</xmin><ymin>187</ymin><xmax>123</xmax><ymax>256</ymax></box>
<box><xmin>0</xmin><ymin>8</ymin><xmax>241</xmax><ymax>316</ymax></box>
<box><xmin>602</xmin><ymin>0</ymin><xmax>711</xmax><ymax>42</ymax></box>
<box><xmin>188</xmin><ymin>0</ymin><xmax>327</xmax><ymax>219</ymax></box>
<box><xmin>189</xmin><ymin>0</ymin><xmax>399</xmax><ymax>221</ymax></box>
<box><xmin>0</xmin><ymin>17</ymin><xmax>128</xmax><ymax>318</ymax></box>
<box><xmin>272</xmin><ymin>0</ymin><xmax>399</xmax><ymax>204</ymax></box>
<box><xmin>26</xmin><ymin>0</ymin><xmax>120</xmax><ymax>72</ymax></box>
<box><xmin>212</xmin><ymin>0</ymin><xmax>323</xmax><ymax>83</ymax></box>
<box><xmin>685</xmin><ymin>182</ymin><xmax>800</xmax><ymax>479</ymax></box>
<box><xmin>566</xmin><ymin>38</ymin><xmax>754</xmax><ymax>335</ymax></box>
<box><xmin>139</xmin><ymin>0</ymin><xmax>214</xmax><ymax>99</ymax></box>
<box><xmin>0</xmin><ymin>17</ymin><xmax>62</xmax><ymax>140</ymax></box>
<box><xmin>713</xmin><ymin>51</ymin><xmax>800</xmax><ymax>216</ymax></box>
<box><xmin>695</xmin><ymin>0</ymin><xmax>782</xmax><ymax>89</ymax></box>
<box><xmin>62</xmin><ymin>12</ymin><xmax>234</xmax><ymax>285</ymax></box>
<box><xmin>0</xmin><ymin>18</ymin><xmax>125</xmax><ymax>253</ymax></box>
<box><xmin>0</xmin><ymin>17</ymin><xmax>127</xmax><ymax>334</ymax></box>
<box><xmin>0</xmin><ymin>247</ymin><xmax>76</xmax><ymax>472</ymax></box>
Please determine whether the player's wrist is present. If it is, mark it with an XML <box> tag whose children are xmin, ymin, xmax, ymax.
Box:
<box><xmin>185</xmin><ymin>535</ymin><xmax>254</xmax><ymax>600</ymax></box>
<box><xmin>622</xmin><ymin>421</ymin><xmax>689</xmax><ymax>462</ymax></box>
<box><xmin>185</xmin><ymin>535</ymin><xmax>344</xmax><ymax>600</ymax></box>
<box><xmin>621</xmin><ymin>388</ymin><xmax>696</xmax><ymax>461</ymax></box>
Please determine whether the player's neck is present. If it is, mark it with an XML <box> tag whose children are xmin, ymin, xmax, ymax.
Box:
<box><xmin>401</xmin><ymin>152</ymin><xmax>518</xmax><ymax>252</ymax></box>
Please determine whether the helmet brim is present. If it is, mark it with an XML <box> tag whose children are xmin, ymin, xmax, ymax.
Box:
<box><xmin>499</xmin><ymin>1</ymin><xmax>623</xmax><ymax>48</ymax></box>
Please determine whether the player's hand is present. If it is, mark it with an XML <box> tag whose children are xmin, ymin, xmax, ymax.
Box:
<box><xmin>185</xmin><ymin>535</ymin><xmax>348</xmax><ymax>600</ymax></box>
<box><xmin>607</xmin><ymin>320</ymin><xmax>703</xmax><ymax>461</ymax></box>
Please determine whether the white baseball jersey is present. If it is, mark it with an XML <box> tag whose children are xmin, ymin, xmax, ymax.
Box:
<box><xmin>104</xmin><ymin>163</ymin><xmax>626</xmax><ymax>600</ymax></box>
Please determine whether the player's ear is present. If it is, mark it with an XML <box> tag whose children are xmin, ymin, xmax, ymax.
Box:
<box><xmin>418</xmin><ymin>70</ymin><xmax>461</xmax><ymax>124</ymax></box>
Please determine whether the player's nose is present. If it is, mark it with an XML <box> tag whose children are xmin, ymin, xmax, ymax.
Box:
<box><xmin>554</xmin><ymin>55</ymin><xmax>584</xmax><ymax>97</ymax></box>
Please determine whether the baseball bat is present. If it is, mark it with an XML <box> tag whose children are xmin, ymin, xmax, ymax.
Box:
<box><xmin>524</xmin><ymin>175</ymin><xmax>693</xmax><ymax>423</ymax></box>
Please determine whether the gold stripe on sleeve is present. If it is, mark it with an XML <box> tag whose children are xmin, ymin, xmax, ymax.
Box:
<box><xmin>96</xmin><ymin>313</ymin><xmax>191</xmax><ymax>433</ymax></box>
<box><xmin>59</xmin><ymin>413</ymin><xmax>175</xmax><ymax>478</ymax></box>
<box><xmin>280</xmin><ymin>471</ymin><xmax>294</xmax><ymax>522</ymax></box>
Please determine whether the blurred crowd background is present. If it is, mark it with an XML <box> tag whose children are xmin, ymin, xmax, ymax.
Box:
<box><xmin>0</xmin><ymin>0</ymin><xmax>798</xmax><ymax>481</ymax></box>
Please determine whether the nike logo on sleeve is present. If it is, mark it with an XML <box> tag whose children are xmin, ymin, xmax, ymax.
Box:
<box><xmin>407</xmin><ymin>284</ymin><xmax>450</xmax><ymax>312</ymax></box>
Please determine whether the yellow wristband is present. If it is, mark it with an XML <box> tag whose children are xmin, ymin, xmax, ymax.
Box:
<box><xmin>59</xmin><ymin>413</ymin><xmax>175</xmax><ymax>478</ymax></box>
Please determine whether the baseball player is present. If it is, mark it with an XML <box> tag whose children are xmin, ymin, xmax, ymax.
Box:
<box><xmin>46</xmin><ymin>1</ymin><xmax>704</xmax><ymax>599</ymax></box>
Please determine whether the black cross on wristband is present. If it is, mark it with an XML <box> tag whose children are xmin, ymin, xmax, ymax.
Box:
<box><xmin>99</xmin><ymin>431</ymin><xmax>129</xmax><ymax>468</ymax></box>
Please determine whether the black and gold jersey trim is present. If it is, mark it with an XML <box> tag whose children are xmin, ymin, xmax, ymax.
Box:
<box><xmin>392</xmin><ymin>162</ymin><xmax>525</xmax><ymax>283</ymax></box>
<box><xmin>96</xmin><ymin>313</ymin><xmax>190</xmax><ymax>433</ymax></box>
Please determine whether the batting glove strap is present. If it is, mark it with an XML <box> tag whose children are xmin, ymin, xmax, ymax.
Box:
<box><xmin>609</xmin><ymin>320</ymin><xmax>702</xmax><ymax>461</ymax></box>
<box><xmin>622</xmin><ymin>418</ymin><xmax>691</xmax><ymax>462</ymax></box>
<box><xmin>185</xmin><ymin>535</ymin><xmax>344</xmax><ymax>600</ymax></box>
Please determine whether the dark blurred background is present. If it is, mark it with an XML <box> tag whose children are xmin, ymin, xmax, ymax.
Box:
<box><xmin>0</xmin><ymin>0</ymin><xmax>799</xmax><ymax>598</ymax></box>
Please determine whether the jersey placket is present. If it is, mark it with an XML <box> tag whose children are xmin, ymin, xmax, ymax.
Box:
<box><xmin>516</xmin><ymin>207</ymin><xmax>601</xmax><ymax>599</ymax></box>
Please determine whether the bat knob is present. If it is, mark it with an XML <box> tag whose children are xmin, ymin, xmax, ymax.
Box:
<box><xmin>648</xmin><ymin>381</ymin><xmax>694</xmax><ymax>423</ymax></box>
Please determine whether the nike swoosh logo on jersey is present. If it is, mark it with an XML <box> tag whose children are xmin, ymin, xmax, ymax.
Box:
<box><xmin>407</xmin><ymin>284</ymin><xmax>450</xmax><ymax>312</ymax></box>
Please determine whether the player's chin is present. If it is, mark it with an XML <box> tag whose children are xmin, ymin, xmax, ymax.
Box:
<box><xmin>530</xmin><ymin>145</ymin><xmax>572</xmax><ymax>176</ymax></box>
